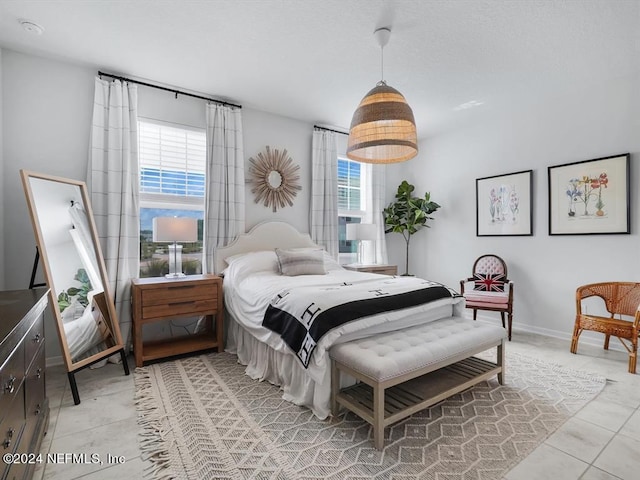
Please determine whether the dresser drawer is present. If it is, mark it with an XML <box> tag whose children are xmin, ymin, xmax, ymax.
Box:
<box><xmin>141</xmin><ymin>282</ymin><xmax>217</xmax><ymax>307</ymax></box>
<box><xmin>0</xmin><ymin>392</ymin><xmax>25</xmax><ymax>455</ymax></box>
<box><xmin>3</xmin><ymin>458</ymin><xmax>27</xmax><ymax>480</ymax></box>
<box><xmin>5</xmin><ymin>411</ymin><xmax>31</xmax><ymax>480</ymax></box>
<box><xmin>25</xmin><ymin>346</ymin><xmax>46</xmax><ymax>420</ymax></box>
<box><xmin>0</xmin><ymin>343</ymin><xmax>25</xmax><ymax>424</ymax></box>
<box><xmin>24</xmin><ymin>313</ymin><xmax>45</xmax><ymax>370</ymax></box>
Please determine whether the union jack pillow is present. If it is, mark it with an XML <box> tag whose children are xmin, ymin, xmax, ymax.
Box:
<box><xmin>473</xmin><ymin>273</ymin><xmax>506</xmax><ymax>292</ymax></box>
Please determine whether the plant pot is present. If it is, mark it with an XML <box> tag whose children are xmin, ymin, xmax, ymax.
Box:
<box><xmin>596</xmin><ymin>209</ymin><xmax>604</xmax><ymax>216</ymax></box>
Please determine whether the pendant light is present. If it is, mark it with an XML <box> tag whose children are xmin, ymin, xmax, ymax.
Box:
<box><xmin>347</xmin><ymin>27</ymin><xmax>418</xmax><ymax>164</ymax></box>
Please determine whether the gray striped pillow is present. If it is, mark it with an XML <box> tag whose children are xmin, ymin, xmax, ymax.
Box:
<box><xmin>275</xmin><ymin>248</ymin><xmax>326</xmax><ymax>276</ymax></box>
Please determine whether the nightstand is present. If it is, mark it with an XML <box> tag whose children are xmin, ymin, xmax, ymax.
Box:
<box><xmin>131</xmin><ymin>274</ymin><xmax>223</xmax><ymax>367</ymax></box>
<box><xmin>344</xmin><ymin>264</ymin><xmax>398</xmax><ymax>275</ymax></box>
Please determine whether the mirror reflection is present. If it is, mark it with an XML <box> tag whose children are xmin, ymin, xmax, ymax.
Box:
<box><xmin>27</xmin><ymin>177</ymin><xmax>116</xmax><ymax>362</ymax></box>
<box><xmin>267</xmin><ymin>170</ymin><xmax>283</xmax><ymax>189</ymax></box>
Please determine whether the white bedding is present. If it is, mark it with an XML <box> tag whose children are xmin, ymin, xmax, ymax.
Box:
<box><xmin>223</xmin><ymin>249</ymin><xmax>465</xmax><ymax>418</ymax></box>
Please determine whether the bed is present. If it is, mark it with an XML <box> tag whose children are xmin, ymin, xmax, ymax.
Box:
<box><xmin>217</xmin><ymin>221</ymin><xmax>465</xmax><ymax>419</ymax></box>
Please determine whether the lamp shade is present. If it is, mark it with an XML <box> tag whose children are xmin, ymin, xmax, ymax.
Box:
<box><xmin>152</xmin><ymin>217</ymin><xmax>198</xmax><ymax>242</ymax></box>
<box><xmin>346</xmin><ymin>223</ymin><xmax>377</xmax><ymax>241</ymax></box>
<box><xmin>347</xmin><ymin>83</ymin><xmax>418</xmax><ymax>164</ymax></box>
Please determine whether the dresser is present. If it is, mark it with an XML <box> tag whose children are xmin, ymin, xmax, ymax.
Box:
<box><xmin>1</xmin><ymin>289</ymin><xmax>49</xmax><ymax>480</ymax></box>
<box><xmin>131</xmin><ymin>275</ymin><xmax>223</xmax><ymax>367</ymax></box>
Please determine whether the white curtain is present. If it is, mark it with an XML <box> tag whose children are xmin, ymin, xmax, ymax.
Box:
<box><xmin>363</xmin><ymin>164</ymin><xmax>389</xmax><ymax>264</ymax></box>
<box><xmin>310</xmin><ymin>130</ymin><xmax>339</xmax><ymax>258</ymax></box>
<box><xmin>204</xmin><ymin>103</ymin><xmax>245</xmax><ymax>273</ymax></box>
<box><xmin>87</xmin><ymin>78</ymin><xmax>139</xmax><ymax>352</ymax></box>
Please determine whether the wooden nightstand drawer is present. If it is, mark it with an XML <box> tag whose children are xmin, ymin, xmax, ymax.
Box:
<box><xmin>131</xmin><ymin>274</ymin><xmax>224</xmax><ymax>367</ymax></box>
<box><xmin>344</xmin><ymin>264</ymin><xmax>398</xmax><ymax>275</ymax></box>
<box><xmin>143</xmin><ymin>299</ymin><xmax>217</xmax><ymax>320</ymax></box>
<box><xmin>142</xmin><ymin>282</ymin><xmax>216</xmax><ymax>306</ymax></box>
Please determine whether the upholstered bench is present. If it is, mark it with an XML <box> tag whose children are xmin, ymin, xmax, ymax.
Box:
<box><xmin>330</xmin><ymin>317</ymin><xmax>506</xmax><ymax>450</ymax></box>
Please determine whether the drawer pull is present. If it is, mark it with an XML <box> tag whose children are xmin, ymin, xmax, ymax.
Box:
<box><xmin>3</xmin><ymin>428</ymin><xmax>15</xmax><ymax>449</ymax></box>
<box><xmin>168</xmin><ymin>285</ymin><xmax>195</xmax><ymax>291</ymax></box>
<box><xmin>168</xmin><ymin>301</ymin><xmax>196</xmax><ymax>307</ymax></box>
<box><xmin>4</xmin><ymin>375</ymin><xmax>16</xmax><ymax>394</ymax></box>
<box><xmin>36</xmin><ymin>368</ymin><xmax>42</xmax><ymax>379</ymax></box>
<box><xmin>33</xmin><ymin>332</ymin><xmax>42</xmax><ymax>343</ymax></box>
<box><xmin>35</xmin><ymin>404</ymin><xmax>42</xmax><ymax>416</ymax></box>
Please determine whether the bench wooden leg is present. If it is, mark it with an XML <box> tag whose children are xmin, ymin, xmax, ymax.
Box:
<box><xmin>373</xmin><ymin>384</ymin><xmax>384</xmax><ymax>450</ymax></box>
<box><xmin>331</xmin><ymin>360</ymin><xmax>339</xmax><ymax>417</ymax></box>
<box><xmin>497</xmin><ymin>339</ymin><xmax>505</xmax><ymax>385</ymax></box>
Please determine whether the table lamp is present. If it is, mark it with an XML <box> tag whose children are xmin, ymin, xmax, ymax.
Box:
<box><xmin>345</xmin><ymin>223</ymin><xmax>377</xmax><ymax>265</ymax></box>
<box><xmin>153</xmin><ymin>217</ymin><xmax>198</xmax><ymax>278</ymax></box>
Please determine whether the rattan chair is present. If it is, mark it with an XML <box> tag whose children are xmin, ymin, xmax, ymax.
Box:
<box><xmin>570</xmin><ymin>282</ymin><xmax>640</xmax><ymax>373</ymax></box>
<box><xmin>460</xmin><ymin>254</ymin><xmax>513</xmax><ymax>340</ymax></box>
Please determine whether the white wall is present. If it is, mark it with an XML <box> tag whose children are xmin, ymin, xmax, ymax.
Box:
<box><xmin>243</xmin><ymin>110</ymin><xmax>314</xmax><ymax>232</ymax></box>
<box><xmin>1</xmin><ymin>49</ymin><xmax>318</xmax><ymax>361</ymax></box>
<box><xmin>2</xmin><ymin>50</ymin><xmax>95</xmax><ymax>361</ymax></box>
<box><xmin>397</xmin><ymin>73</ymin><xmax>640</xmax><ymax>347</ymax></box>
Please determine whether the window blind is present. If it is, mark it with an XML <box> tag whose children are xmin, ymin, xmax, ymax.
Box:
<box><xmin>139</xmin><ymin>120</ymin><xmax>206</xmax><ymax>199</ymax></box>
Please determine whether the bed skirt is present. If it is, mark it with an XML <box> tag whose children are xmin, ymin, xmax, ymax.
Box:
<box><xmin>225</xmin><ymin>311</ymin><xmax>352</xmax><ymax>419</ymax></box>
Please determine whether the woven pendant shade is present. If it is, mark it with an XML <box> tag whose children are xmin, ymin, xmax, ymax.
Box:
<box><xmin>347</xmin><ymin>82</ymin><xmax>418</xmax><ymax>164</ymax></box>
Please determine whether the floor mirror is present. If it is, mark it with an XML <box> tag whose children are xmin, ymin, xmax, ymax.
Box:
<box><xmin>21</xmin><ymin>170</ymin><xmax>129</xmax><ymax>405</ymax></box>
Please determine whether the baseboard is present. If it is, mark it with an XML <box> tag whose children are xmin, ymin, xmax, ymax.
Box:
<box><xmin>468</xmin><ymin>312</ymin><xmax>627</xmax><ymax>353</ymax></box>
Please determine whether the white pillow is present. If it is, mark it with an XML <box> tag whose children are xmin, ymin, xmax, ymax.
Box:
<box><xmin>275</xmin><ymin>248</ymin><xmax>326</xmax><ymax>276</ymax></box>
<box><xmin>322</xmin><ymin>251</ymin><xmax>344</xmax><ymax>271</ymax></box>
<box><xmin>224</xmin><ymin>250</ymin><xmax>279</xmax><ymax>280</ymax></box>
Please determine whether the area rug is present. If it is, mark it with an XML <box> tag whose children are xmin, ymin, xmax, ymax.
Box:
<box><xmin>134</xmin><ymin>351</ymin><xmax>605</xmax><ymax>480</ymax></box>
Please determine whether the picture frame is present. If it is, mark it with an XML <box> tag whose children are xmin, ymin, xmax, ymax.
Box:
<box><xmin>476</xmin><ymin>170</ymin><xmax>533</xmax><ymax>236</ymax></box>
<box><xmin>548</xmin><ymin>153</ymin><xmax>630</xmax><ymax>235</ymax></box>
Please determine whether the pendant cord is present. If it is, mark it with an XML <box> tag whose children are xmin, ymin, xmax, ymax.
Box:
<box><xmin>380</xmin><ymin>45</ymin><xmax>385</xmax><ymax>83</ymax></box>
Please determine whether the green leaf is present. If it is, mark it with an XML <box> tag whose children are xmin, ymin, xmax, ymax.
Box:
<box><xmin>383</xmin><ymin>182</ymin><xmax>441</xmax><ymax>242</ymax></box>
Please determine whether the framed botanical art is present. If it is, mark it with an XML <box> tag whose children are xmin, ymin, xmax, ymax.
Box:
<box><xmin>548</xmin><ymin>153</ymin><xmax>630</xmax><ymax>235</ymax></box>
<box><xmin>476</xmin><ymin>170</ymin><xmax>533</xmax><ymax>236</ymax></box>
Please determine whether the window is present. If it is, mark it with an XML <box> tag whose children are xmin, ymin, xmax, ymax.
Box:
<box><xmin>338</xmin><ymin>157</ymin><xmax>368</xmax><ymax>264</ymax></box>
<box><xmin>138</xmin><ymin>119</ymin><xmax>206</xmax><ymax>277</ymax></box>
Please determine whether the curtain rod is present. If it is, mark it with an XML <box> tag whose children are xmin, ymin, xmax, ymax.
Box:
<box><xmin>314</xmin><ymin>125</ymin><xmax>348</xmax><ymax>135</ymax></box>
<box><xmin>98</xmin><ymin>71</ymin><xmax>242</xmax><ymax>109</ymax></box>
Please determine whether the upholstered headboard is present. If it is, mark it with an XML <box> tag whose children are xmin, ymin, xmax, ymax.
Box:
<box><xmin>214</xmin><ymin>221</ymin><xmax>320</xmax><ymax>273</ymax></box>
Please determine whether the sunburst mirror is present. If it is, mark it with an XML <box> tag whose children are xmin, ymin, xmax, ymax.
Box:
<box><xmin>248</xmin><ymin>146</ymin><xmax>301</xmax><ymax>212</ymax></box>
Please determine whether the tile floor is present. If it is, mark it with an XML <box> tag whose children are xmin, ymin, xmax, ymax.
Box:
<box><xmin>34</xmin><ymin>331</ymin><xmax>640</xmax><ymax>480</ymax></box>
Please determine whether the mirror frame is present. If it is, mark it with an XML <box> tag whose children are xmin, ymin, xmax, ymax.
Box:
<box><xmin>21</xmin><ymin>170</ymin><xmax>128</xmax><ymax>382</ymax></box>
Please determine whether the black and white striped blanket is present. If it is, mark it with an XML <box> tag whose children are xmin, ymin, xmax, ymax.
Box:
<box><xmin>262</xmin><ymin>277</ymin><xmax>459</xmax><ymax>367</ymax></box>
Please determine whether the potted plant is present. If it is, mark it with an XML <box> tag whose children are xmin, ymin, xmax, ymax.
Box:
<box><xmin>383</xmin><ymin>180</ymin><xmax>440</xmax><ymax>276</ymax></box>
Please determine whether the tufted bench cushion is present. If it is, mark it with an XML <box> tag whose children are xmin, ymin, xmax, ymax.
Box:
<box><xmin>330</xmin><ymin>317</ymin><xmax>506</xmax><ymax>383</ymax></box>
<box><xmin>330</xmin><ymin>316</ymin><xmax>506</xmax><ymax>450</ymax></box>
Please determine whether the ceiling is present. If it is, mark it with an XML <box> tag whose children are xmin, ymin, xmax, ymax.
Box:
<box><xmin>0</xmin><ymin>0</ymin><xmax>638</xmax><ymax>139</ymax></box>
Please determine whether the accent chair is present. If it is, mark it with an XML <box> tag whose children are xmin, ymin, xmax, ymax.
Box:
<box><xmin>460</xmin><ymin>254</ymin><xmax>513</xmax><ymax>340</ymax></box>
<box><xmin>571</xmin><ymin>282</ymin><xmax>640</xmax><ymax>374</ymax></box>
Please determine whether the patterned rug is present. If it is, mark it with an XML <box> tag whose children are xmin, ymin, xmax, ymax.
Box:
<box><xmin>134</xmin><ymin>351</ymin><xmax>605</xmax><ymax>480</ymax></box>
